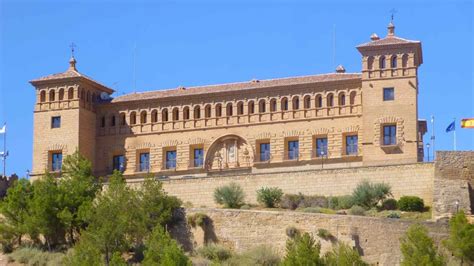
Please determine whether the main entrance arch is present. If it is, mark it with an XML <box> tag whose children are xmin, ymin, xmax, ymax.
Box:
<box><xmin>205</xmin><ymin>134</ymin><xmax>254</xmax><ymax>170</ymax></box>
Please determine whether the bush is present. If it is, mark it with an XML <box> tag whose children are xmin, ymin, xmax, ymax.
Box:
<box><xmin>348</xmin><ymin>205</ymin><xmax>366</xmax><ymax>216</ymax></box>
<box><xmin>214</xmin><ymin>183</ymin><xmax>245</xmax><ymax>209</ymax></box>
<box><xmin>328</xmin><ymin>195</ymin><xmax>354</xmax><ymax>210</ymax></box>
<box><xmin>282</xmin><ymin>232</ymin><xmax>323</xmax><ymax>266</ymax></box>
<box><xmin>8</xmin><ymin>247</ymin><xmax>65</xmax><ymax>266</ymax></box>
<box><xmin>187</xmin><ymin>213</ymin><xmax>210</xmax><ymax>228</ymax></box>
<box><xmin>316</xmin><ymin>229</ymin><xmax>333</xmax><ymax>240</ymax></box>
<box><xmin>280</xmin><ymin>194</ymin><xmax>304</xmax><ymax>210</ymax></box>
<box><xmin>197</xmin><ymin>244</ymin><xmax>233</xmax><ymax>262</ymax></box>
<box><xmin>143</xmin><ymin>226</ymin><xmax>191</xmax><ymax>266</ymax></box>
<box><xmin>301</xmin><ymin>207</ymin><xmax>321</xmax><ymax>213</ymax></box>
<box><xmin>387</xmin><ymin>212</ymin><xmax>401</xmax><ymax>219</ymax></box>
<box><xmin>285</xmin><ymin>226</ymin><xmax>300</xmax><ymax>238</ymax></box>
<box><xmin>256</xmin><ymin>187</ymin><xmax>283</xmax><ymax>208</ymax></box>
<box><xmin>225</xmin><ymin>245</ymin><xmax>280</xmax><ymax>266</ymax></box>
<box><xmin>299</xmin><ymin>195</ymin><xmax>328</xmax><ymax>208</ymax></box>
<box><xmin>381</xmin><ymin>198</ymin><xmax>398</xmax><ymax>210</ymax></box>
<box><xmin>240</xmin><ymin>204</ymin><xmax>251</xmax><ymax>210</ymax></box>
<box><xmin>323</xmin><ymin>243</ymin><xmax>368</xmax><ymax>266</ymax></box>
<box><xmin>398</xmin><ymin>196</ymin><xmax>424</xmax><ymax>212</ymax></box>
<box><xmin>351</xmin><ymin>180</ymin><xmax>392</xmax><ymax>209</ymax></box>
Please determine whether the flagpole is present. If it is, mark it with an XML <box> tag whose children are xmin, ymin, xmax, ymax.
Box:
<box><xmin>3</xmin><ymin>124</ymin><xmax>6</xmax><ymax>178</ymax></box>
<box><xmin>453</xmin><ymin>118</ymin><xmax>457</xmax><ymax>151</ymax></box>
<box><xmin>431</xmin><ymin>115</ymin><xmax>435</xmax><ymax>160</ymax></box>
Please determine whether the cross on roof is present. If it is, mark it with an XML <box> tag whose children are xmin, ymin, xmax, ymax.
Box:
<box><xmin>69</xmin><ymin>42</ymin><xmax>77</xmax><ymax>57</ymax></box>
<box><xmin>389</xmin><ymin>8</ymin><xmax>398</xmax><ymax>22</ymax></box>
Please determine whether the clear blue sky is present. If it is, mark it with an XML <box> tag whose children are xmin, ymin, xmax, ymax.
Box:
<box><xmin>0</xmin><ymin>0</ymin><xmax>472</xmax><ymax>177</ymax></box>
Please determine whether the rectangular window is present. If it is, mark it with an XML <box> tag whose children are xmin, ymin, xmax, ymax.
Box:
<box><xmin>346</xmin><ymin>135</ymin><xmax>358</xmax><ymax>155</ymax></box>
<box><xmin>260</xmin><ymin>143</ymin><xmax>271</xmax><ymax>162</ymax></box>
<box><xmin>316</xmin><ymin>138</ymin><xmax>328</xmax><ymax>157</ymax></box>
<box><xmin>383</xmin><ymin>88</ymin><xmax>394</xmax><ymax>101</ymax></box>
<box><xmin>51</xmin><ymin>116</ymin><xmax>61</xmax><ymax>128</ymax></box>
<box><xmin>113</xmin><ymin>155</ymin><xmax>125</xmax><ymax>172</ymax></box>
<box><xmin>139</xmin><ymin>152</ymin><xmax>150</xmax><ymax>172</ymax></box>
<box><xmin>287</xmin><ymin>140</ymin><xmax>299</xmax><ymax>160</ymax></box>
<box><xmin>193</xmin><ymin>148</ymin><xmax>203</xmax><ymax>167</ymax></box>
<box><xmin>166</xmin><ymin>150</ymin><xmax>177</xmax><ymax>169</ymax></box>
<box><xmin>383</xmin><ymin>125</ymin><xmax>397</xmax><ymax>145</ymax></box>
<box><xmin>51</xmin><ymin>152</ymin><xmax>62</xmax><ymax>171</ymax></box>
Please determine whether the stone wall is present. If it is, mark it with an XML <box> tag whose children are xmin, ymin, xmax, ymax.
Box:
<box><xmin>180</xmin><ymin>208</ymin><xmax>448</xmax><ymax>266</ymax></box>
<box><xmin>134</xmin><ymin>163</ymin><xmax>435</xmax><ymax>208</ymax></box>
<box><xmin>433</xmin><ymin>151</ymin><xmax>474</xmax><ymax>219</ymax></box>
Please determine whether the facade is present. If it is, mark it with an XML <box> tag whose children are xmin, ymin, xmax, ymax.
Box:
<box><xmin>29</xmin><ymin>23</ymin><xmax>427</xmax><ymax>179</ymax></box>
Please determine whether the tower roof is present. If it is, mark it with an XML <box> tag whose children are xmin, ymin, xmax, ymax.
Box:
<box><xmin>30</xmin><ymin>57</ymin><xmax>114</xmax><ymax>94</ymax></box>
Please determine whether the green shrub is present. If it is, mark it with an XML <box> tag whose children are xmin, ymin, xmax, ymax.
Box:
<box><xmin>387</xmin><ymin>212</ymin><xmax>401</xmax><ymax>219</ymax></box>
<box><xmin>214</xmin><ymin>183</ymin><xmax>245</xmax><ymax>209</ymax></box>
<box><xmin>323</xmin><ymin>242</ymin><xmax>368</xmax><ymax>266</ymax></box>
<box><xmin>330</xmin><ymin>195</ymin><xmax>354</xmax><ymax>210</ymax></box>
<box><xmin>348</xmin><ymin>205</ymin><xmax>366</xmax><ymax>216</ymax></box>
<box><xmin>187</xmin><ymin>213</ymin><xmax>210</xmax><ymax>228</ymax></box>
<box><xmin>285</xmin><ymin>226</ymin><xmax>300</xmax><ymax>238</ymax></box>
<box><xmin>256</xmin><ymin>187</ymin><xmax>283</xmax><ymax>208</ymax></box>
<box><xmin>381</xmin><ymin>198</ymin><xmax>398</xmax><ymax>210</ymax></box>
<box><xmin>280</xmin><ymin>194</ymin><xmax>304</xmax><ymax>210</ymax></box>
<box><xmin>240</xmin><ymin>204</ymin><xmax>251</xmax><ymax>210</ymax></box>
<box><xmin>301</xmin><ymin>207</ymin><xmax>321</xmax><ymax>213</ymax></box>
<box><xmin>398</xmin><ymin>196</ymin><xmax>424</xmax><ymax>212</ymax></box>
<box><xmin>143</xmin><ymin>226</ymin><xmax>191</xmax><ymax>266</ymax></box>
<box><xmin>8</xmin><ymin>247</ymin><xmax>66</xmax><ymax>266</ymax></box>
<box><xmin>197</xmin><ymin>244</ymin><xmax>233</xmax><ymax>262</ymax></box>
<box><xmin>282</xmin><ymin>232</ymin><xmax>323</xmax><ymax>266</ymax></box>
<box><xmin>351</xmin><ymin>180</ymin><xmax>392</xmax><ymax>209</ymax></box>
<box><xmin>299</xmin><ymin>195</ymin><xmax>328</xmax><ymax>208</ymax></box>
<box><xmin>224</xmin><ymin>245</ymin><xmax>280</xmax><ymax>266</ymax></box>
<box><xmin>316</xmin><ymin>228</ymin><xmax>333</xmax><ymax>240</ymax></box>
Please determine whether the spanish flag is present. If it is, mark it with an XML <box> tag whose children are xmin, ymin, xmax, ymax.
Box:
<box><xmin>461</xmin><ymin>118</ymin><xmax>474</xmax><ymax>128</ymax></box>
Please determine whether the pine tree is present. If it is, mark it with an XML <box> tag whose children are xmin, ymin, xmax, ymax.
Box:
<box><xmin>282</xmin><ymin>232</ymin><xmax>324</xmax><ymax>266</ymax></box>
<box><xmin>443</xmin><ymin>211</ymin><xmax>474</xmax><ymax>265</ymax></box>
<box><xmin>400</xmin><ymin>224</ymin><xmax>444</xmax><ymax>266</ymax></box>
<box><xmin>142</xmin><ymin>226</ymin><xmax>191</xmax><ymax>266</ymax></box>
<box><xmin>323</xmin><ymin>243</ymin><xmax>368</xmax><ymax>266</ymax></box>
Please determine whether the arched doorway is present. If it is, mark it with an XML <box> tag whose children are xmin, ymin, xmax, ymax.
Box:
<box><xmin>205</xmin><ymin>134</ymin><xmax>254</xmax><ymax>170</ymax></box>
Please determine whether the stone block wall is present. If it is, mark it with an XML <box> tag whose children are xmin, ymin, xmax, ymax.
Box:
<box><xmin>139</xmin><ymin>163</ymin><xmax>435</xmax><ymax>208</ymax></box>
<box><xmin>180</xmin><ymin>208</ymin><xmax>448</xmax><ymax>266</ymax></box>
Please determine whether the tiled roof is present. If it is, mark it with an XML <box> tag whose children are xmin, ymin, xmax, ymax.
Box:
<box><xmin>112</xmin><ymin>73</ymin><xmax>361</xmax><ymax>103</ymax></box>
<box><xmin>357</xmin><ymin>36</ymin><xmax>420</xmax><ymax>48</ymax></box>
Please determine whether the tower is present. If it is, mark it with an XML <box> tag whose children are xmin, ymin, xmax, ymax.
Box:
<box><xmin>357</xmin><ymin>22</ymin><xmax>424</xmax><ymax>165</ymax></box>
<box><xmin>29</xmin><ymin>56</ymin><xmax>114</xmax><ymax>179</ymax></box>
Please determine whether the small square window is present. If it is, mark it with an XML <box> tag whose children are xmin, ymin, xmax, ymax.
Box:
<box><xmin>383</xmin><ymin>88</ymin><xmax>394</xmax><ymax>101</ymax></box>
<box><xmin>51</xmin><ymin>116</ymin><xmax>61</xmax><ymax>128</ymax></box>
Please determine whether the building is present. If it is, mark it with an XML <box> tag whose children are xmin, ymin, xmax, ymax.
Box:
<box><xmin>29</xmin><ymin>22</ymin><xmax>427</xmax><ymax>180</ymax></box>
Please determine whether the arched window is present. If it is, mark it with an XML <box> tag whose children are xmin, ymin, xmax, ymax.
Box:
<box><xmin>140</xmin><ymin>111</ymin><xmax>147</xmax><ymax>124</ymax></box>
<box><xmin>111</xmin><ymin>115</ymin><xmax>116</xmax><ymax>127</ymax></box>
<box><xmin>40</xmin><ymin>90</ymin><xmax>46</xmax><ymax>102</ymax></box>
<box><xmin>391</xmin><ymin>55</ymin><xmax>397</xmax><ymax>68</ymax></box>
<box><xmin>402</xmin><ymin>54</ymin><xmax>409</xmax><ymax>68</ymax></box>
<box><xmin>215</xmin><ymin>104</ymin><xmax>222</xmax><ymax>117</ymax></box>
<box><xmin>237</xmin><ymin>102</ymin><xmax>244</xmax><ymax>115</ymax></box>
<box><xmin>58</xmin><ymin>89</ymin><xmax>64</xmax><ymax>101</ymax></box>
<box><xmin>304</xmin><ymin>95</ymin><xmax>311</xmax><ymax>109</ymax></box>
<box><xmin>151</xmin><ymin>110</ymin><xmax>158</xmax><ymax>123</ymax></box>
<box><xmin>86</xmin><ymin>91</ymin><xmax>90</xmax><ymax>103</ymax></box>
<box><xmin>292</xmin><ymin>97</ymin><xmax>299</xmax><ymax>110</ymax></box>
<box><xmin>327</xmin><ymin>94</ymin><xmax>334</xmax><ymax>107</ymax></box>
<box><xmin>338</xmin><ymin>93</ymin><xmax>346</xmax><ymax>106</ymax></box>
<box><xmin>172</xmin><ymin>108</ymin><xmax>179</xmax><ymax>121</ymax></box>
<box><xmin>120</xmin><ymin>113</ymin><xmax>126</xmax><ymax>125</ymax></box>
<box><xmin>379</xmin><ymin>56</ymin><xmax>386</xmax><ymax>69</ymax></box>
<box><xmin>226</xmin><ymin>103</ymin><xmax>233</xmax><ymax>116</ymax></box>
<box><xmin>281</xmin><ymin>97</ymin><xmax>288</xmax><ymax>111</ymax></box>
<box><xmin>162</xmin><ymin>109</ymin><xmax>169</xmax><ymax>122</ymax></box>
<box><xmin>367</xmin><ymin>56</ymin><xmax>374</xmax><ymax>70</ymax></box>
<box><xmin>205</xmin><ymin>105</ymin><xmax>211</xmax><ymax>118</ymax></box>
<box><xmin>100</xmin><ymin>116</ymin><xmax>106</xmax><ymax>127</ymax></box>
<box><xmin>270</xmin><ymin>98</ymin><xmax>277</xmax><ymax>112</ymax></box>
<box><xmin>316</xmin><ymin>95</ymin><xmax>323</xmax><ymax>108</ymax></box>
<box><xmin>194</xmin><ymin>106</ymin><xmax>201</xmax><ymax>119</ymax></box>
<box><xmin>248</xmin><ymin>101</ymin><xmax>255</xmax><ymax>114</ymax></box>
<box><xmin>350</xmin><ymin>91</ymin><xmax>357</xmax><ymax>105</ymax></box>
<box><xmin>92</xmin><ymin>93</ymin><xmax>97</xmax><ymax>103</ymax></box>
<box><xmin>258</xmin><ymin>99</ymin><xmax>266</xmax><ymax>113</ymax></box>
<box><xmin>49</xmin><ymin>90</ymin><xmax>56</xmax><ymax>102</ymax></box>
<box><xmin>130</xmin><ymin>112</ymin><xmax>137</xmax><ymax>125</ymax></box>
<box><xmin>183</xmin><ymin>107</ymin><xmax>190</xmax><ymax>120</ymax></box>
<box><xmin>68</xmin><ymin>88</ymin><xmax>74</xmax><ymax>99</ymax></box>
<box><xmin>80</xmin><ymin>90</ymin><xmax>85</xmax><ymax>100</ymax></box>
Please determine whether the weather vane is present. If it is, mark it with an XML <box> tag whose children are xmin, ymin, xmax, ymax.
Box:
<box><xmin>389</xmin><ymin>8</ymin><xmax>398</xmax><ymax>22</ymax></box>
<box><xmin>69</xmin><ymin>42</ymin><xmax>77</xmax><ymax>58</ymax></box>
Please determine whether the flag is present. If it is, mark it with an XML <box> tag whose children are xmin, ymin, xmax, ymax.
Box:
<box><xmin>0</xmin><ymin>124</ymin><xmax>5</xmax><ymax>134</ymax></box>
<box><xmin>446</xmin><ymin>121</ymin><xmax>455</xmax><ymax>133</ymax></box>
<box><xmin>461</xmin><ymin>118</ymin><xmax>474</xmax><ymax>128</ymax></box>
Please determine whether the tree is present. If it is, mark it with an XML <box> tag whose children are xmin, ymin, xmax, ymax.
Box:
<box><xmin>443</xmin><ymin>211</ymin><xmax>474</xmax><ymax>265</ymax></box>
<box><xmin>57</xmin><ymin>151</ymin><xmax>101</xmax><ymax>245</ymax></box>
<box><xmin>323</xmin><ymin>243</ymin><xmax>368</xmax><ymax>266</ymax></box>
<box><xmin>400</xmin><ymin>224</ymin><xmax>444</xmax><ymax>266</ymax></box>
<box><xmin>282</xmin><ymin>232</ymin><xmax>324</xmax><ymax>266</ymax></box>
<box><xmin>142</xmin><ymin>226</ymin><xmax>191</xmax><ymax>266</ymax></box>
<box><xmin>0</xmin><ymin>179</ymin><xmax>34</xmax><ymax>249</ymax></box>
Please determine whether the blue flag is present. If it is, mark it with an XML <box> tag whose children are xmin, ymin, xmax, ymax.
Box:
<box><xmin>446</xmin><ymin>121</ymin><xmax>455</xmax><ymax>133</ymax></box>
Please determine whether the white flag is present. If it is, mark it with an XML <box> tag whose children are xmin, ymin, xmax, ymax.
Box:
<box><xmin>0</xmin><ymin>125</ymin><xmax>5</xmax><ymax>134</ymax></box>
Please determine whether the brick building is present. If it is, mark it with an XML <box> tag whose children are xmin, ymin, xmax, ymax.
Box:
<box><xmin>29</xmin><ymin>22</ymin><xmax>427</xmax><ymax>179</ymax></box>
